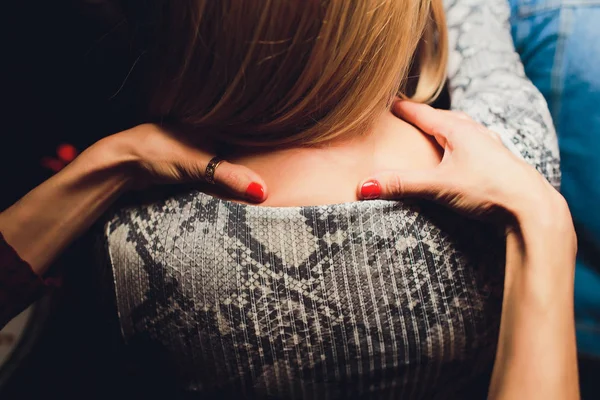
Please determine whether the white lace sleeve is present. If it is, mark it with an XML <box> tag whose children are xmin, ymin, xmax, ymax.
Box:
<box><xmin>444</xmin><ymin>0</ymin><xmax>561</xmax><ymax>189</ymax></box>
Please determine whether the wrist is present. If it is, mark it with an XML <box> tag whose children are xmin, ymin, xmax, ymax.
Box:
<box><xmin>83</xmin><ymin>127</ymin><xmax>143</xmax><ymax>188</ymax></box>
<box><xmin>513</xmin><ymin>192</ymin><xmax>574</xmax><ymax>237</ymax></box>
<box><xmin>502</xmin><ymin>171</ymin><xmax>574</xmax><ymax>241</ymax></box>
<box><xmin>508</xmin><ymin>191</ymin><xmax>577</xmax><ymax>275</ymax></box>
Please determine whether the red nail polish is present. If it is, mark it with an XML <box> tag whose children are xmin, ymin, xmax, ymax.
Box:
<box><xmin>245</xmin><ymin>182</ymin><xmax>264</xmax><ymax>202</ymax></box>
<box><xmin>361</xmin><ymin>180</ymin><xmax>381</xmax><ymax>199</ymax></box>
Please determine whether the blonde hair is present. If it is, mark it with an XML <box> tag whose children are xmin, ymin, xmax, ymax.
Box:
<box><xmin>149</xmin><ymin>0</ymin><xmax>447</xmax><ymax>147</ymax></box>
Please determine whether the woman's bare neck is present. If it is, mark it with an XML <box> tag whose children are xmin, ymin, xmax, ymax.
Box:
<box><xmin>215</xmin><ymin>111</ymin><xmax>442</xmax><ymax>207</ymax></box>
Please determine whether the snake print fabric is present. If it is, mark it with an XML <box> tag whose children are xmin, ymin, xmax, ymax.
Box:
<box><xmin>103</xmin><ymin>0</ymin><xmax>560</xmax><ymax>398</ymax></box>
<box><xmin>106</xmin><ymin>198</ymin><xmax>504</xmax><ymax>399</ymax></box>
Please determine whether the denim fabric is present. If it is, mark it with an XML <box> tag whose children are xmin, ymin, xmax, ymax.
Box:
<box><xmin>510</xmin><ymin>0</ymin><xmax>600</xmax><ymax>357</ymax></box>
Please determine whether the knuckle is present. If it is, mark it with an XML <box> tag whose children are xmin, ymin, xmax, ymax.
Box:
<box><xmin>455</xmin><ymin>111</ymin><xmax>470</xmax><ymax>120</ymax></box>
<box><xmin>491</xmin><ymin>131</ymin><xmax>502</xmax><ymax>143</ymax></box>
<box><xmin>384</xmin><ymin>174</ymin><xmax>404</xmax><ymax>196</ymax></box>
<box><xmin>477</xmin><ymin>125</ymin><xmax>501</xmax><ymax>142</ymax></box>
<box><xmin>220</xmin><ymin>168</ymin><xmax>242</xmax><ymax>187</ymax></box>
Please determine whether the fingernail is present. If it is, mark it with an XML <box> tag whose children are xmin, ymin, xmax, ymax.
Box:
<box><xmin>245</xmin><ymin>182</ymin><xmax>264</xmax><ymax>202</ymax></box>
<box><xmin>360</xmin><ymin>180</ymin><xmax>381</xmax><ymax>199</ymax></box>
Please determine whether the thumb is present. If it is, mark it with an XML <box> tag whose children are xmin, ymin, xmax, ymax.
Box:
<box><xmin>213</xmin><ymin>161</ymin><xmax>268</xmax><ymax>203</ymax></box>
<box><xmin>358</xmin><ymin>169</ymin><xmax>444</xmax><ymax>200</ymax></box>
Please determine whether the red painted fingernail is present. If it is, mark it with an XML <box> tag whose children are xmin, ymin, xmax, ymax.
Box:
<box><xmin>245</xmin><ymin>182</ymin><xmax>264</xmax><ymax>202</ymax></box>
<box><xmin>360</xmin><ymin>180</ymin><xmax>381</xmax><ymax>199</ymax></box>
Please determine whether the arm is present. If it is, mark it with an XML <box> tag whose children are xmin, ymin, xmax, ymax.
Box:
<box><xmin>0</xmin><ymin>123</ymin><xmax>266</xmax><ymax>328</ymax></box>
<box><xmin>490</xmin><ymin>197</ymin><xmax>579</xmax><ymax>399</ymax></box>
<box><xmin>443</xmin><ymin>0</ymin><xmax>561</xmax><ymax>189</ymax></box>
<box><xmin>0</xmin><ymin>140</ymin><xmax>131</xmax><ymax>275</ymax></box>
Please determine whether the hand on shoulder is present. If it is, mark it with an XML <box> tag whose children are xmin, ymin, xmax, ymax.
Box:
<box><xmin>359</xmin><ymin>101</ymin><xmax>570</xmax><ymax>229</ymax></box>
<box><xmin>90</xmin><ymin>123</ymin><xmax>267</xmax><ymax>202</ymax></box>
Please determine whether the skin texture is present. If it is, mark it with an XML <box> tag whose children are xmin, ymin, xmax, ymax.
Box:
<box><xmin>221</xmin><ymin>110</ymin><xmax>443</xmax><ymax>207</ymax></box>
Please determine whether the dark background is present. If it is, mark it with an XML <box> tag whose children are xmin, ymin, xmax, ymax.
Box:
<box><xmin>1</xmin><ymin>0</ymin><xmax>144</xmax><ymax>214</ymax></box>
<box><xmin>0</xmin><ymin>1</ymin><xmax>145</xmax><ymax>398</ymax></box>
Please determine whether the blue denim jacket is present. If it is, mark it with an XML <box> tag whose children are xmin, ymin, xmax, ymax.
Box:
<box><xmin>510</xmin><ymin>0</ymin><xmax>600</xmax><ymax>357</ymax></box>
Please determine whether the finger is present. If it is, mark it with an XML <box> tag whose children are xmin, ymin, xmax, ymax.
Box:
<box><xmin>392</xmin><ymin>101</ymin><xmax>458</xmax><ymax>148</ymax></box>
<box><xmin>484</xmin><ymin>127</ymin><xmax>503</xmax><ymax>143</ymax></box>
<box><xmin>455</xmin><ymin>112</ymin><xmax>472</xmax><ymax>121</ymax></box>
<box><xmin>358</xmin><ymin>169</ymin><xmax>445</xmax><ymax>200</ymax></box>
<box><xmin>439</xmin><ymin>110</ymin><xmax>472</xmax><ymax>121</ymax></box>
<box><xmin>213</xmin><ymin>161</ymin><xmax>268</xmax><ymax>203</ymax></box>
<box><xmin>438</xmin><ymin>109</ymin><xmax>502</xmax><ymax>143</ymax></box>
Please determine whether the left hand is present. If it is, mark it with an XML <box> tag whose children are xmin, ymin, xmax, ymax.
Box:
<box><xmin>98</xmin><ymin>123</ymin><xmax>267</xmax><ymax>202</ymax></box>
<box><xmin>0</xmin><ymin>122</ymin><xmax>268</xmax><ymax>277</ymax></box>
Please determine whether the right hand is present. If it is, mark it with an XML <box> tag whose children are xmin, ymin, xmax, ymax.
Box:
<box><xmin>357</xmin><ymin>101</ymin><xmax>565</xmax><ymax>221</ymax></box>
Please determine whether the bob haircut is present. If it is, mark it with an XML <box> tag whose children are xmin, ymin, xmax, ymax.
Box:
<box><xmin>148</xmin><ymin>0</ymin><xmax>447</xmax><ymax>147</ymax></box>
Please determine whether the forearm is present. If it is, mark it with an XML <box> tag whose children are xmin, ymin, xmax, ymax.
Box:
<box><xmin>490</xmin><ymin>200</ymin><xmax>579</xmax><ymax>399</ymax></box>
<box><xmin>0</xmin><ymin>135</ymin><xmax>134</xmax><ymax>275</ymax></box>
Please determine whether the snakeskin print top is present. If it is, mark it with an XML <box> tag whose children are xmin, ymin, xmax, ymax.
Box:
<box><xmin>102</xmin><ymin>0</ymin><xmax>560</xmax><ymax>398</ymax></box>
<box><xmin>106</xmin><ymin>196</ymin><xmax>506</xmax><ymax>399</ymax></box>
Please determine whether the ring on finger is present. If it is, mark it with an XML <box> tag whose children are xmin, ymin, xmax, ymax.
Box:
<box><xmin>205</xmin><ymin>156</ymin><xmax>225</xmax><ymax>184</ymax></box>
